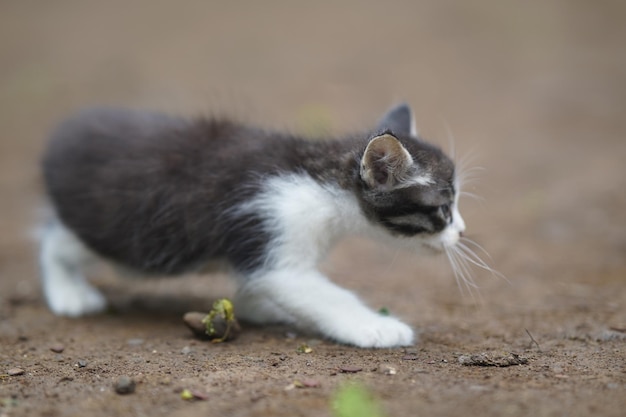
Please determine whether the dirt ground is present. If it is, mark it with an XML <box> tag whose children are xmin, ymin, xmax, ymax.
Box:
<box><xmin>1</xmin><ymin>1</ymin><xmax>625</xmax><ymax>416</ymax></box>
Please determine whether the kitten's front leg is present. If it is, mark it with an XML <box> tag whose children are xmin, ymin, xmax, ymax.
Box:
<box><xmin>235</xmin><ymin>269</ymin><xmax>414</xmax><ymax>348</ymax></box>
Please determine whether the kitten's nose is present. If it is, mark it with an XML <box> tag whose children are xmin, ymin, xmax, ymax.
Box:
<box><xmin>459</xmin><ymin>231</ymin><xmax>464</xmax><ymax>238</ymax></box>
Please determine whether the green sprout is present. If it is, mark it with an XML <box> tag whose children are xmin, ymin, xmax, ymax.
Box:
<box><xmin>202</xmin><ymin>298</ymin><xmax>236</xmax><ymax>343</ymax></box>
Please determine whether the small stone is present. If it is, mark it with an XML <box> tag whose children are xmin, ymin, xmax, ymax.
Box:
<box><xmin>180</xmin><ymin>346</ymin><xmax>193</xmax><ymax>355</ymax></box>
<box><xmin>300</xmin><ymin>378</ymin><xmax>321</xmax><ymax>388</ymax></box>
<box><xmin>183</xmin><ymin>308</ymin><xmax>241</xmax><ymax>342</ymax></box>
<box><xmin>189</xmin><ymin>390</ymin><xmax>208</xmax><ymax>400</ymax></box>
<box><xmin>7</xmin><ymin>368</ymin><xmax>24</xmax><ymax>376</ymax></box>
<box><xmin>378</xmin><ymin>365</ymin><xmax>397</xmax><ymax>375</ymax></box>
<box><xmin>183</xmin><ymin>312</ymin><xmax>208</xmax><ymax>338</ymax></box>
<box><xmin>114</xmin><ymin>376</ymin><xmax>136</xmax><ymax>395</ymax></box>
<box><xmin>402</xmin><ymin>355</ymin><xmax>418</xmax><ymax>360</ymax></box>
<box><xmin>50</xmin><ymin>344</ymin><xmax>65</xmax><ymax>353</ymax></box>
<box><xmin>339</xmin><ymin>366</ymin><xmax>363</xmax><ymax>373</ymax></box>
<box><xmin>76</xmin><ymin>360</ymin><xmax>88</xmax><ymax>368</ymax></box>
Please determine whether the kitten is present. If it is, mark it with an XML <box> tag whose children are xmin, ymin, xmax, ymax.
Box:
<box><xmin>39</xmin><ymin>103</ymin><xmax>466</xmax><ymax>348</ymax></box>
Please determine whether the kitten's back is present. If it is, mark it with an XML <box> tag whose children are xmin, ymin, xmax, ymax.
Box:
<box><xmin>43</xmin><ymin>108</ymin><xmax>273</xmax><ymax>274</ymax></box>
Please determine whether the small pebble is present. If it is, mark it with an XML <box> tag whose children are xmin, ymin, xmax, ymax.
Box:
<box><xmin>127</xmin><ymin>338</ymin><xmax>144</xmax><ymax>346</ymax></box>
<box><xmin>190</xmin><ymin>390</ymin><xmax>209</xmax><ymax>400</ymax></box>
<box><xmin>339</xmin><ymin>366</ymin><xmax>363</xmax><ymax>373</ymax></box>
<box><xmin>7</xmin><ymin>368</ymin><xmax>24</xmax><ymax>376</ymax></box>
<box><xmin>180</xmin><ymin>346</ymin><xmax>193</xmax><ymax>355</ymax></box>
<box><xmin>300</xmin><ymin>378</ymin><xmax>321</xmax><ymax>388</ymax></box>
<box><xmin>183</xmin><ymin>310</ymin><xmax>240</xmax><ymax>342</ymax></box>
<box><xmin>114</xmin><ymin>376</ymin><xmax>136</xmax><ymax>395</ymax></box>
<box><xmin>402</xmin><ymin>355</ymin><xmax>418</xmax><ymax>361</ymax></box>
<box><xmin>378</xmin><ymin>365</ymin><xmax>397</xmax><ymax>375</ymax></box>
<box><xmin>50</xmin><ymin>344</ymin><xmax>65</xmax><ymax>353</ymax></box>
<box><xmin>76</xmin><ymin>360</ymin><xmax>88</xmax><ymax>368</ymax></box>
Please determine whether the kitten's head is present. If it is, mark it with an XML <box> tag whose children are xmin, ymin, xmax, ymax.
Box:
<box><xmin>356</xmin><ymin>104</ymin><xmax>465</xmax><ymax>252</ymax></box>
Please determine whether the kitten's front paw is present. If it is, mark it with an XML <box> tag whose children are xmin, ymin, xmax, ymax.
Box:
<box><xmin>331</xmin><ymin>316</ymin><xmax>415</xmax><ymax>348</ymax></box>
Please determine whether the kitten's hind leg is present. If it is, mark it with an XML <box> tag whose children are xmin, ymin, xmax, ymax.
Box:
<box><xmin>234</xmin><ymin>284</ymin><xmax>293</xmax><ymax>326</ymax></box>
<box><xmin>235</xmin><ymin>269</ymin><xmax>414</xmax><ymax>348</ymax></box>
<box><xmin>39</xmin><ymin>220</ymin><xmax>107</xmax><ymax>316</ymax></box>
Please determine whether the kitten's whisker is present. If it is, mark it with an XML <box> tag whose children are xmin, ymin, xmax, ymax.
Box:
<box><xmin>455</xmin><ymin>246</ymin><xmax>486</xmax><ymax>304</ymax></box>
<box><xmin>445</xmin><ymin>248</ymin><xmax>468</xmax><ymax>297</ymax></box>
<box><xmin>457</xmin><ymin>165</ymin><xmax>485</xmax><ymax>177</ymax></box>
<box><xmin>455</xmin><ymin>241</ymin><xmax>509</xmax><ymax>283</ymax></box>
<box><xmin>459</xmin><ymin>237</ymin><xmax>494</xmax><ymax>261</ymax></box>
<box><xmin>454</xmin><ymin>148</ymin><xmax>484</xmax><ymax>193</ymax></box>
<box><xmin>445</xmin><ymin>246</ymin><xmax>480</xmax><ymax>305</ymax></box>
<box><xmin>457</xmin><ymin>171</ymin><xmax>484</xmax><ymax>184</ymax></box>
<box><xmin>456</xmin><ymin>149</ymin><xmax>481</xmax><ymax>170</ymax></box>
<box><xmin>452</xmin><ymin>247</ymin><xmax>479</xmax><ymax>289</ymax></box>
<box><xmin>458</xmin><ymin>165</ymin><xmax>485</xmax><ymax>174</ymax></box>
<box><xmin>439</xmin><ymin>115</ymin><xmax>456</xmax><ymax>161</ymax></box>
<box><xmin>448</xmin><ymin>247</ymin><xmax>482</xmax><ymax>304</ymax></box>
<box><xmin>455</xmin><ymin>167</ymin><xmax>484</xmax><ymax>189</ymax></box>
<box><xmin>459</xmin><ymin>191</ymin><xmax>484</xmax><ymax>201</ymax></box>
<box><xmin>455</xmin><ymin>244</ymin><xmax>494</xmax><ymax>273</ymax></box>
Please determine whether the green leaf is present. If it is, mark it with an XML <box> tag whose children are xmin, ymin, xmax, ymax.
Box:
<box><xmin>331</xmin><ymin>383</ymin><xmax>385</xmax><ymax>417</ymax></box>
<box><xmin>378</xmin><ymin>307</ymin><xmax>390</xmax><ymax>316</ymax></box>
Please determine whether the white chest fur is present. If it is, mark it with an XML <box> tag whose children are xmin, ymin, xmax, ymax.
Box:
<box><xmin>240</xmin><ymin>174</ymin><xmax>372</xmax><ymax>270</ymax></box>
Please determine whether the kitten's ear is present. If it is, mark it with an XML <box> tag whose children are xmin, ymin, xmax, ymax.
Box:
<box><xmin>377</xmin><ymin>103</ymin><xmax>418</xmax><ymax>138</ymax></box>
<box><xmin>360</xmin><ymin>134</ymin><xmax>414</xmax><ymax>189</ymax></box>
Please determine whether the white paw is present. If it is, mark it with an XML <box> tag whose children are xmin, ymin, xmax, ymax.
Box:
<box><xmin>45</xmin><ymin>281</ymin><xmax>107</xmax><ymax>317</ymax></box>
<box><xmin>327</xmin><ymin>315</ymin><xmax>415</xmax><ymax>348</ymax></box>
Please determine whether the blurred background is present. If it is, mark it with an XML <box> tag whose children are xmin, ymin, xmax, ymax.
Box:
<box><xmin>2</xmin><ymin>0</ymin><xmax>624</xmax><ymax>306</ymax></box>
<box><xmin>0</xmin><ymin>1</ymin><xmax>625</xmax><ymax>415</ymax></box>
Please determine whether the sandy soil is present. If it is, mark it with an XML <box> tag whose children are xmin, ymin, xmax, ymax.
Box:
<box><xmin>1</xmin><ymin>1</ymin><xmax>625</xmax><ymax>416</ymax></box>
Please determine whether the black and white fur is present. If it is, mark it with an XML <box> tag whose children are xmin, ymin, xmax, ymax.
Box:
<box><xmin>39</xmin><ymin>104</ymin><xmax>466</xmax><ymax>348</ymax></box>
